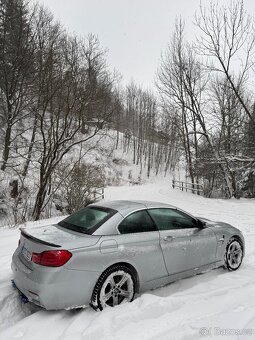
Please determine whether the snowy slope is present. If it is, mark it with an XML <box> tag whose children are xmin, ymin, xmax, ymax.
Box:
<box><xmin>0</xmin><ymin>179</ymin><xmax>255</xmax><ymax>340</ymax></box>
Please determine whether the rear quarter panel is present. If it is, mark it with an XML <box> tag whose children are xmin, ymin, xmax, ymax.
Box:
<box><xmin>66</xmin><ymin>233</ymin><xmax>168</xmax><ymax>287</ymax></box>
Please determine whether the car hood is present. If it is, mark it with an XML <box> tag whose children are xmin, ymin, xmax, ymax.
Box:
<box><xmin>21</xmin><ymin>224</ymin><xmax>101</xmax><ymax>249</ymax></box>
<box><xmin>198</xmin><ymin>217</ymin><xmax>238</xmax><ymax>230</ymax></box>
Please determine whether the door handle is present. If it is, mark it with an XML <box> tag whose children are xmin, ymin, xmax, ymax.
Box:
<box><xmin>163</xmin><ymin>235</ymin><xmax>174</xmax><ymax>241</ymax></box>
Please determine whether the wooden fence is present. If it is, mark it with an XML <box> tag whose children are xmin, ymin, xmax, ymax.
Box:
<box><xmin>172</xmin><ymin>180</ymin><xmax>204</xmax><ymax>195</ymax></box>
<box><xmin>92</xmin><ymin>187</ymin><xmax>105</xmax><ymax>201</ymax></box>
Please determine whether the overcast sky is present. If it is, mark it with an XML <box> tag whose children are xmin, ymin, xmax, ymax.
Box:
<box><xmin>36</xmin><ymin>0</ymin><xmax>255</xmax><ymax>89</ymax></box>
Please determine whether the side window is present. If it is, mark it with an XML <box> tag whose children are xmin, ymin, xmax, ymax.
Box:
<box><xmin>148</xmin><ymin>208</ymin><xmax>197</xmax><ymax>230</ymax></box>
<box><xmin>118</xmin><ymin>210</ymin><xmax>157</xmax><ymax>234</ymax></box>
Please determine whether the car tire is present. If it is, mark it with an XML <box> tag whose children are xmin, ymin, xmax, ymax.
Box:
<box><xmin>224</xmin><ymin>238</ymin><xmax>243</xmax><ymax>271</ymax></box>
<box><xmin>91</xmin><ymin>264</ymin><xmax>136</xmax><ymax>311</ymax></box>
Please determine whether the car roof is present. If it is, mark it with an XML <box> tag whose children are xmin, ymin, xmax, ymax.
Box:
<box><xmin>90</xmin><ymin>200</ymin><xmax>176</xmax><ymax>216</ymax></box>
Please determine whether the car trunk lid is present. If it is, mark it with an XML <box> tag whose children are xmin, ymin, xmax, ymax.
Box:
<box><xmin>18</xmin><ymin>224</ymin><xmax>101</xmax><ymax>269</ymax></box>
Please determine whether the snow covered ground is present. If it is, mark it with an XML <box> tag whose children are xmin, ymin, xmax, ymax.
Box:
<box><xmin>0</xmin><ymin>178</ymin><xmax>255</xmax><ymax>340</ymax></box>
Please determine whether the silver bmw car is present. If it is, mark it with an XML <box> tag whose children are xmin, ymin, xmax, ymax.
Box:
<box><xmin>11</xmin><ymin>200</ymin><xmax>245</xmax><ymax>310</ymax></box>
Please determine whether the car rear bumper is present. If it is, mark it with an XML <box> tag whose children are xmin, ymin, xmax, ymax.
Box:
<box><xmin>11</xmin><ymin>252</ymin><xmax>101</xmax><ymax>310</ymax></box>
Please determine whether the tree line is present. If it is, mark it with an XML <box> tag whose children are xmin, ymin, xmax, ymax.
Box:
<box><xmin>0</xmin><ymin>0</ymin><xmax>177</xmax><ymax>224</ymax></box>
<box><xmin>157</xmin><ymin>1</ymin><xmax>255</xmax><ymax>198</ymax></box>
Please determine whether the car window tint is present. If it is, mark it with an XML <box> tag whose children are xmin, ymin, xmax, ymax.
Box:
<box><xmin>58</xmin><ymin>207</ymin><xmax>116</xmax><ymax>234</ymax></box>
<box><xmin>118</xmin><ymin>210</ymin><xmax>157</xmax><ymax>234</ymax></box>
<box><xmin>148</xmin><ymin>208</ymin><xmax>197</xmax><ymax>230</ymax></box>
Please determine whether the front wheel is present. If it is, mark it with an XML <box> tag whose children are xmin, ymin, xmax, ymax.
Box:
<box><xmin>225</xmin><ymin>238</ymin><xmax>243</xmax><ymax>271</ymax></box>
<box><xmin>91</xmin><ymin>265</ymin><xmax>136</xmax><ymax>310</ymax></box>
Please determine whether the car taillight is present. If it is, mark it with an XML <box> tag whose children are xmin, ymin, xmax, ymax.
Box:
<box><xmin>31</xmin><ymin>250</ymin><xmax>72</xmax><ymax>267</ymax></box>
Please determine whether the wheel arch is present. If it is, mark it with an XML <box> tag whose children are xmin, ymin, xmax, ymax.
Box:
<box><xmin>229</xmin><ymin>234</ymin><xmax>244</xmax><ymax>250</ymax></box>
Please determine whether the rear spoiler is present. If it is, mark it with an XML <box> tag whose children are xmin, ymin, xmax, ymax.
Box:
<box><xmin>20</xmin><ymin>228</ymin><xmax>61</xmax><ymax>248</ymax></box>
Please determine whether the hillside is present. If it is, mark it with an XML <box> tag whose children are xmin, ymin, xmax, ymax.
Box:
<box><xmin>0</xmin><ymin>127</ymin><xmax>174</xmax><ymax>227</ymax></box>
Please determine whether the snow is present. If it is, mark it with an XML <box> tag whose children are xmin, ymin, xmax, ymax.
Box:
<box><xmin>0</xmin><ymin>178</ymin><xmax>255</xmax><ymax>340</ymax></box>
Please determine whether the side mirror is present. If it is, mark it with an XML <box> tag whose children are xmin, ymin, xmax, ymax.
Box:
<box><xmin>197</xmin><ymin>219</ymin><xmax>206</xmax><ymax>228</ymax></box>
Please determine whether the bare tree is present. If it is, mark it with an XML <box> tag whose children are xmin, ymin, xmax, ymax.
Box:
<box><xmin>30</xmin><ymin>11</ymin><xmax>115</xmax><ymax>220</ymax></box>
<box><xmin>157</xmin><ymin>19</ymin><xmax>242</xmax><ymax>197</ymax></box>
<box><xmin>195</xmin><ymin>0</ymin><xmax>255</xmax><ymax>125</ymax></box>
<box><xmin>157</xmin><ymin>20</ymin><xmax>200</xmax><ymax>189</ymax></box>
<box><xmin>0</xmin><ymin>0</ymin><xmax>36</xmax><ymax>171</ymax></box>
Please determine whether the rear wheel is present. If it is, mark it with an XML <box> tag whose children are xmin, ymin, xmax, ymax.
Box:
<box><xmin>91</xmin><ymin>265</ymin><xmax>136</xmax><ymax>310</ymax></box>
<box><xmin>225</xmin><ymin>238</ymin><xmax>243</xmax><ymax>271</ymax></box>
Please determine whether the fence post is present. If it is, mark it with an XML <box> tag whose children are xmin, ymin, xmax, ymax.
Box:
<box><xmin>171</xmin><ymin>180</ymin><xmax>204</xmax><ymax>197</ymax></box>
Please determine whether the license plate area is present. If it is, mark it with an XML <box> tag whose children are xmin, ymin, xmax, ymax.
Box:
<box><xmin>21</xmin><ymin>246</ymin><xmax>31</xmax><ymax>261</ymax></box>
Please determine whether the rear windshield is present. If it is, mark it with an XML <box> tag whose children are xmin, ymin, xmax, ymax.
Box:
<box><xmin>58</xmin><ymin>206</ymin><xmax>116</xmax><ymax>234</ymax></box>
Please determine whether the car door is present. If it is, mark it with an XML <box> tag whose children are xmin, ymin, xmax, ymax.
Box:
<box><xmin>116</xmin><ymin>209</ymin><xmax>168</xmax><ymax>283</ymax></box>
<box><xmin>148</xmin><ymin>208</ymin><xmax>218</xmax><ymax>275</ymax></box>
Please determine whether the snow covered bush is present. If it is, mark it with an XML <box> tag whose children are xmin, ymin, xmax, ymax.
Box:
<box><xmin>54</xmin><ymin>163</ymin><xmax>106</xmax><ymax>214</ymax></box>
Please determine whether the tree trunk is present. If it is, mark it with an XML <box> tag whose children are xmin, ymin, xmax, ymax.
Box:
<box><xmin>22</xmin><ymin>117</ymin><xmax>38</xmax><ymax>177</ymax></box>
<box><xmin>1</xmin><ymin>123</ymin><xmax>12</xmax><ymax>171</ymax></box>
<box><xmin>32</xmin><ymin>172</ymin><xmax>48</xmax><ymax>220</ymax></box>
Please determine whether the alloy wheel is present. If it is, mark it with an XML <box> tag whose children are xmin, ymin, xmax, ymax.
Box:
<box><xmin>99</xmin><ymin>270</ymin><xmax>134</xmax><ymax>308</ymax></box>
